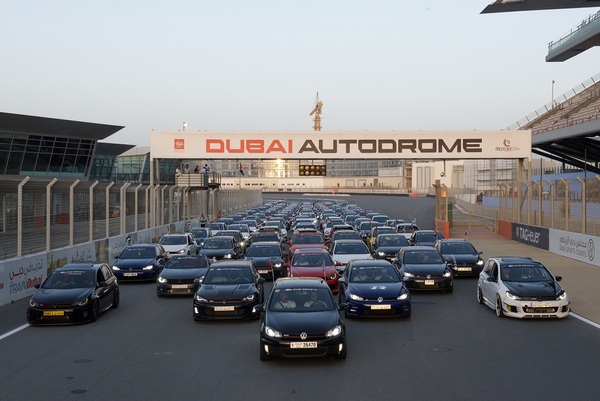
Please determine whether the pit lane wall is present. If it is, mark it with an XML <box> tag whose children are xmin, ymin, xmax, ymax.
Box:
<box><xmin>0</xmin><ymin>221</ymin><xmax>192</xmax><ymax>307</ymax></box>
<box><xmin>498</xmin><ymin>221</ymin><xmax>599</xmax><ymax>267</ymax></box>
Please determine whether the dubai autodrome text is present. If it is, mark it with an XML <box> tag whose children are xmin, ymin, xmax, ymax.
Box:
<box><xmin>205</xmin><ymin>138</ymin><xmax>483</xmax><ymax>154</ymax></box>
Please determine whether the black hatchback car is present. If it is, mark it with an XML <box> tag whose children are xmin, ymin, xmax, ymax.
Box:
<box><xmin>193</xmin><ymin>260</ymin><xmax>265</xmax><ymax>320</ymax></box>
<box><xmin>434</xmin><ymin>239</ymin><xmax>484</xmax><ymax>277</ymax></box>
<box><xmin>258</xmin><ymin>277</ymin><xmax>347</xmax><ymax>361</ymax></box>
<box><xmin>156</xmin><ymin>254</ymin><xmax>211</xmax><ymax>296</ymax></box>
<box><xmin>393</xmin><ymin>246</ymin><xmax>454</xmax><ymax>293</ymax></box>
<box><xmin>27</xmin><ymin>263</ymin><xmax>120</xmax><ymax>324</ymax></box>
<box><xmin>112</xmin><ymin>244</ymin><xmax>168</xmax><ymax>281</ymax></box>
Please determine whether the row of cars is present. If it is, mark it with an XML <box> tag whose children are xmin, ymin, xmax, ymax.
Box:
<box><xmin>26</xmin><ymin>199</ymin><xmax>571</xmax><ymax>362</ymax></box>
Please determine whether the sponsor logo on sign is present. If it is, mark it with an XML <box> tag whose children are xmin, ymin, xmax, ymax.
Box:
<box><xmin>496</xmin><ymin>138</ymin><xmax>520</xmax><ymax>152</ymax></box>
<box><xmin>174</xmin><ymin>139</ymin><xmax>185</xmax><ymax>150</ymax></box>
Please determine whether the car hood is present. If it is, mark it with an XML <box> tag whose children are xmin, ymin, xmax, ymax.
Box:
<box><xmin>33</xmin><ymin>288</ymin><xmax>93</xmax><ymax>304</ymax></box>
<box><xmin>161</xmin><ymin>268</ymin><xmax>208</xmax><ymax>280</ymax></box>
<box><xmin>162</xmin><ymin>244</ymin><xmax>188</xmax><ymax>252</ymax></box>
<box><xmin>348</xmin><ymin>282</ymin><xmax>404</xmax><ymax>297</ymax></box>
<box><xmin>197</xmin><ymin>284</ymin><xmax>255</xmax><ymax>298</ymax></box>
<box><xmin>114</xmin><ymin>258</ymin><xmax>155</xmax><ymax>269</ymax></box>
<box><xmin>376</xmin><ymin>246</ymin><xmax>405</xmax><ymax>254</ymax></box>
<box><xmin>504</xmin><ymin>281</ymin><xmax>563</xmax><ymax>298</ymax></box>
<box><xmin>290</xmin><ymin>265</ymin><xmax>336</xmax><ymax>278</ymax></box>
<box><xmin>442</xmin><ymin>254</ymin><xmax>480</xmax><ymax>264</ymax></box>
<box><xmin>244</xmin><ymin>256</ymin><xmax>283</xmax><ymax>267</ymax></box>
<box><xmin>333</xmin><ymin>254</ymin><xmax>373</xmax><ymax>264</ymax></box>
<box><xmin>403</xmin><ymin>263</ymin><xmax>448</xmax><ymax>275</ymax></box>
<box><xmin>266</xmin><ymin>310</ymin><xmax>339</xmax><ymax>333</ymax></box>
<box><xmin>199</xmin><ymin>249</ymin><xmax>234</xmax><ymax>257</ymax></box>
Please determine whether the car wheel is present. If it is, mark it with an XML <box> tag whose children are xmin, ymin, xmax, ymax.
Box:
<box><xmin>111</xmin><ymin>288</ymin><xmax>120</xmax><ymax>309</ymax></box>
<box><xmin>91</xmin><ymin>300</ymin><xmax>100</xmax><ymax>322</ymax></box>
<box><xmin>445</xmin><ymin>286</ymin><xmax>454</xmax><ymax>294</ymax></box>
<box><xmin>476</xmin><ymin>284</ymin><xmax>483</xmax><ymax>304</ymax></box>
<box><xmin>495</xmin><ymin>295</ymin><xmax>504</xmax><ymax>317</ymax></box>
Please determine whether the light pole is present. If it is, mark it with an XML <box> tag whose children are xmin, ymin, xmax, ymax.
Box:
<box><xmin>551</xmin><ymin>80</ymin><xmax>555</xmax><ymax>109</ymax></box>
<box><xmin>182</xmin><ymin>122</ymin><xmax>189</xmax><ymax>131</ymax></box>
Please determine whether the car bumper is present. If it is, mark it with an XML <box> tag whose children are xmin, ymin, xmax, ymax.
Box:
<box><xmin>193</xmin><ymin>301</ymin><xmax>261</xmax><ymax>320</ymax></box>
<box><xmin>255</xmin><ymin>266</ymin><xmax>287</xmax><ymax>279</ymax></box>
<box><xmin>403</xmin><ymin>277</ymin><xmax>453</xmax><ymax>291</ymax></box>
<box><xmin>260</xmin><ymin>335</ymin><xmax>346</xmax><ymax>359</ymax></box>
<box><xmin>501</xmin><ymin>299</ymin><xmax>570</xmax><ymax>319</ymax></box>
<box><xmin>114</xmin><ymin>270</ymin><xmax>159</xmax><ymax>282</ymax></box>
<box><xmin>27</xmin><ymin>306</ymin><xmax>94</xmax><ymax>324</ymax></box>
<box><xmin>448</xmin><ymin>264</ymin><xmax>483</xmax><ymax>277</ymax></box>
<box><xmin>345</xmin><ymin>299</ymin><xmax>411</xmax><ymax>318</ymax></box>
<box><xmin>157</xmin><ymin>282</ymin><xmax>197</xmax><ymax>296</ymax></box>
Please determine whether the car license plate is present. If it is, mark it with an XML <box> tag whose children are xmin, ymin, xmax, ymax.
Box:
<box><xmin>171</xmin><ymin>284</ymin><xmax>188</xmax><ymax>289</ymax></box>
<box><xmin>424</xmin><ymin>280</ymin><xmax>435</xmax><ymax>285</ymax></box>
<box><xmin>258</xmin><ymin>270</ymin><xmax>270</xmax><ymax>274</ymax></box>
<box><xmin>290</xmin><ymin>342</ymin><xmax>318</xmax><ymax>349</ymax></box>
<box><xmin>43</xmin><ymin>310</ymin><xmax>65</xmax><ymax>316</ymax></box>
<box><xmin>370</xmin><ymin>304</ymin><xmax>391</xmax><ymax>310</ymax></box>
<box><xmin>456</xmin><ymin>267</ymin><xmax>472</xmax><ymax>272</ymax></box>
<box><xmin>214</xmin><ymin>306</ymin><xmax>235</xmax><ymax>311</ymax></box>
<box><xmin>123</xmin><ymin>272</ymin><xmax>138</xmax><ymax>277</ymax></box>
<box><xmin>532</xmin><ymin>302</ymin><xmax>552</xmax><ymax>308</ymax></box>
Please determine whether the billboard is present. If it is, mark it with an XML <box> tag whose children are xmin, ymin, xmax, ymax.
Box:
<box><xmin>150</xmin><ymin>130</ymin><xmax>531</xmax><ymax>160</ymax></box>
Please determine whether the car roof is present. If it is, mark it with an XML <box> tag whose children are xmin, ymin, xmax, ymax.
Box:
<box><xmin>209</xmin><ymin>260</ymin><xmax>254</xmax><ymax>268</ymax></box>
<box><xmin>347</xmin><ymin>259</ymin><xmax>393</xmax><ymax>267</ymax></box>
<box><xmin>494</xmin><ymin>256</ymin><xmax>539</xmax><ymax>264</ymax></box>
<box><xmin>273</xmin><ymin>276</ymin><xmax>329</xmax><ymax>289</ymax></box>
<box><xmin>58</xmin><ymin>263</ymin><xmax>104</xmax><ymax>271</ymax></box>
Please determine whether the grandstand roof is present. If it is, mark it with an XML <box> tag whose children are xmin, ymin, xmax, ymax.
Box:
<box><xmin>481</xmin><ymin>1</ymin><xmax>600</xmax><ymax>14</ymax></box>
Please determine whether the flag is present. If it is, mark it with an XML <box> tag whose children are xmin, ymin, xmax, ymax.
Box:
<box><xmin>240</xmin><ymin>163</ymin><xmax>244</xmax><ymax>176</ymax></box>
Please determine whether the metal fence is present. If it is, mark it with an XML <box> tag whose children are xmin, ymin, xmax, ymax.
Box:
<box><xmin>0</xmin><ymin>177</ymin><xmax>262</xmax><ymax>261</ymax></box>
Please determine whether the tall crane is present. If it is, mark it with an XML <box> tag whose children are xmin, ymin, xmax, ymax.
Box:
<box><xmin>309</xmin><ymin>92</ymin><xmax>323</xmax><ymax>131</ymax></box>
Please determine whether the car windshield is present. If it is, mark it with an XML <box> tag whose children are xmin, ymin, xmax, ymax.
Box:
<box><xmin>203</xmin><ymin>267</ymin><xmax>253</xmax><ymax>284</ymax></box>
<box><xmin>209</xmin><ymin>223</ymin><xmax>224</xmax><ymax>230</ymax></box>
<box><xmin>160</xmin><ymin>236</ymin><xmax>187</xmax><ymax>245</ymax></box>
<box><xmin>500</xmin><ymin>264</ymin><xmax>551</xmax><ymax>282</ymax></box>
<box><xmin>350</xmin><ymin>266</ymin><xmax>398</xmax><ymax>283</ymax></box>
<box><xmin>202</xmin><ymin>239</ymin><xmax>232</xmax><ymax>249</ymax></box>
<box><xmin>246</xmin><ymin>246</ymin><xmax>280</xmax><ymax>257</ymax></box>
<box><xmin>191</xmin><ymin>229</ymin><xmax>208</xmax><ymax>238</ymax></box>
<box><xmin>292</xmin><ymin>234</ymin><xmax>323</xmax><ymax>245</ymax></box>
<box><xmin>404</xmin><ymin>251</ymin><xmax>443</xmax><ymax>264</ymax></box>
<box><xmin>292</xmin><ymin>253</ymin><xmax>332</xmax><ymax>267</ymax></box>
<box><xmin>43</xmin><ymin>270</ymin><xmax>95</xmax><ymax>289</ymax></box>
<box><xmin>378</xmin><ymin>236</ymin><xmax>409</xmax><ymax>246</ymax></box>
<box><xmin>164</xmin><ymin>257</ymin><xmax>208</xmax><ymax>269</ymax></box>
<box><xmin>416</xmin><ymin>233</ymin><xmax>437</xmax><ymax>243</ymax></box>
<box><xmin>441</xmin><ymin>243</ymin><xmax>476</xmax><ymax>254</ymax></box>
<box><xmin>269</xmin><ymin>288</ymin><xmax>333</xmax><ymax>311</ymax></box>
<box><xmin>120</xmin><ymin>248</ymin><xmax>155</xmax><ymax>259</ymax></box>
<box><xmin>334</xmin><ymin>243</ymin><xmax>369</xmax><ymax>254</ymax></box>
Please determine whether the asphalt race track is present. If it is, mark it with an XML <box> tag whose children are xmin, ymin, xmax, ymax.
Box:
<box><xmin>1</xmin><ymin>194</ymin><xmax>599</xmax><ymax>401</ymax></box>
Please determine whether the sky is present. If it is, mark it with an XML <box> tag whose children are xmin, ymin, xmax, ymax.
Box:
<box><xmin>2</xmin><ymin>1</ymin><xmax>600</xmax><ymax>146</ymax></box>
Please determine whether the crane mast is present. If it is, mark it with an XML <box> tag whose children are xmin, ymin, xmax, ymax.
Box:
<box><xmin>309</xmin><ymin>92</ymin><xmax>323</xmax><ymax>131</ymax></box>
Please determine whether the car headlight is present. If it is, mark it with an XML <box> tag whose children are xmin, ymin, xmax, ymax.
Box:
<box><xmin>349</xmin><ymin>293</ymin><xmax>364</xmax><ymax>301</ymax></box>
<box><xmin>265</xmin><ymin>325</ymin><xmax>282</xmax><ymax>338</ymax></box>
<box><xmin>326</xmin><ymin>324</ymin><xmax>343</xmax><ymax>338</ymax></box>
<box><xmin>29</xmin><ymin>298</ymin><xmax>39</xmax><ymax>307</ymax></box>
<box><xmin>274</xmin><ymin>262</ymin><xmax>282</xmax><ymax>268</ymax></box>
<box><xmin>74</xmin><ymin>298</ymin><xmax>89</xmax><ymax>307</ymax></box>
<box><xmin>377</xmin><ymin>251</ymin><xmax>386</xmax><ymax>256</ymax></box>
<box><xmin>505</xmin><ymin>291</ymin><xmax>522</xmax><ymax>300</ymax></box>
<box><xmin>143</xmin><ymin>265</ymin><xmax>155</xmax><ymax>270</ymax></box>
<box><xmin>557</xmin><ymin>291</ymin><xmax>567</xmax><ymax>300</ymax></box>
<box><xmin>397</xmin><ymin>293</ymin><xmax>409</xmax><ymax>301</ymax></box>
<box><xmin>476</xmin><ymin>259</ymin><xmax>484</xmax><ymax>266</ymax></box>
<box><xmin>443</xmin><ymin>271</ymin><xmax>452</xmax><ymax>278</ymax></box>
<box><xmin>195</xmin><ymin>276</ymin><xmax>204</xmax><ymax>284</ymax></box>
<box><xmin>224</xmin><ymin>253</ymin><xmax>233</xmax><ymax>259</ymax></box>
<box><xmin>241</xmin><ymin>294</ymin><xmax>255</xmax><ymax>302</ymax></box>
<box><xmin>177</xmin><ymin>249</ymin><xmax>186</xmax><ymax>254</ymax></box>
<box><xmin>329</xmin><ymin>273</ymin><xmax>337</xmax><ymax>280</ymax></box>
<box><xmin>112</xmin><ymin>266</ymin><xmax>120</xmax><ymax>271</ymax></box>
<box><xmin>403</xmin><ymin>272</ymin><xmax>415</xmax><ymax>278</ymax></box>
<box><xmin>195</xmin><ymin>294</ymin><xmax>208</xmax><ymax>302</ymax></box>
<box><xmin>157</xmin><ymin>276</ymin><xmax>167</xmax><ymax>283</ymax></box>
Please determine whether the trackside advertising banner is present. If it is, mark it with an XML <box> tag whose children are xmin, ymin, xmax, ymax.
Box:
<box><xmin>512</xmin><ymin>223</ymin><xmax>549</xmax><ymax>250</ymax></box>
<box><xmin>150</xmin><ymin>130</ymin><xmax>531</xmax><ymax>160</ymax></box>
<box><xmin>549</xmin><ymin>229</ymin><xmax>599</xmax><ymax>267</ymax></box>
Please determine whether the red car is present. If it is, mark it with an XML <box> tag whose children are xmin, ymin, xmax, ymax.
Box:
<box><xmin>287</xmin><ymin>231</ymin><xmax>326</xmax><ymax>260</ymax></box>
<box><xmin>288</xmin><ymin>248</ymin><xmax>339</xmax><ymax>294</ymax></box>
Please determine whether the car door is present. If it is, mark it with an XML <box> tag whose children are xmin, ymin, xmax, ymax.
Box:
<box><xmin>96</xmin><ymin>265</ymin><xmax>114</xmax><ymax>310</ymax></box>
<box><xmin>480</xmin><ymin>260</ymin><xmax>498</xmax><ymax>304</ymax></box>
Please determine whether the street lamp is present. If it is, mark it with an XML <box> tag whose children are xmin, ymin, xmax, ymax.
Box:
<box><xmin>182</xmin><ymin>122</ymin><xmax>189</xmax><ymax>131</ymax></box>
<box><xmin>551</xmin><ymin>80</ymin><xmax>555</xmax><ymax>109</ymax></box>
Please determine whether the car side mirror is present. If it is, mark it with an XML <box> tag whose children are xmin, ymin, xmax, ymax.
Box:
<box><xmin>486</xmin><ymin>277</ymin><xmax>497</xmax><ymax>283</ymax></box>
<box><xmin>555</xmin><ymin>276</ymin><xmax>562</xmax><ymax>282</ymax></box>
<box><xmin>255</xmin><ymin>304</ymin><xmax>265</xmax><ymax>313</ymax></box>
<box><xmin>99</xmin><ymin>281</ymin><xmax>108</xmax><ymax>288</ymax></box>
<box><xmin>338</xmin><ymin>277</ymin><xmax>346</xmax><ymax>284</ymax></box>
<box><xmin>338</xmin><ymin>302</ymin><xmax>349</xmax><ymax>311</ymax></box>
<box><xmin>258</xmin><ymin>277</ymin><xmax>266</xmax><ymax>284</ymax></box>
<box><xmin>478</xmin><ymin>251</ymin><xmax>483</xmax><ymax>255</ymax></box>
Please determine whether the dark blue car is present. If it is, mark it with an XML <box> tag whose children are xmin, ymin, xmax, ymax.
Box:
<box><xmin>112</xmin><ymin>244</ymin><xmax>168</xmax><ymax>281</ymax></box>
<box><xmin>338</xmin><ymin>259</ymin><xmax>411</xmax><ymax>318</ymax></box>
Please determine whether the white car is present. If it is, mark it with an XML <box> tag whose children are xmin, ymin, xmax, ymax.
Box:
<box><xmin>476</xmin><ymin>256</ymin><xmax>570</xmax><ymax>318</ymax></box>
<box><xmin>159</xmin><ymin>233</ymin><xmax>199</xmax><ymax>258</ymax></box>
<box><xmin>330</xmin><ymin>239</ymin><xmax>373</xmax><ymax>272</ymax></box>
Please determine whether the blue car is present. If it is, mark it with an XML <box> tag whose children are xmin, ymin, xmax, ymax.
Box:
<box><xmin>112</xmin><ymin>244</ymin><xmax>168</xmax><ymax>281</ymax></box>
<box><xmin>338</xmin><ymin>259</ymin><xmax>411</xmax><ymax>318</ymax></box>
